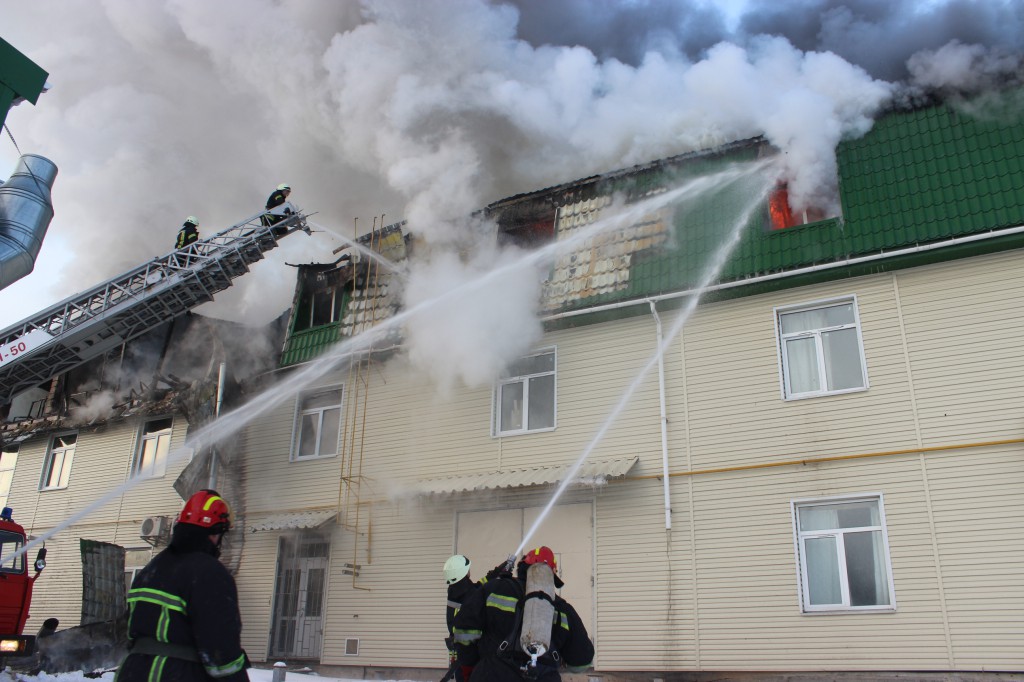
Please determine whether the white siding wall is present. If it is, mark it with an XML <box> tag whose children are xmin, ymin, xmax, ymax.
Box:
<box><xmin>8</xmin><ymin>415</ymin><xmax>192</xmax><ymax>631</ymax></box>
<box><xmin>238</xmin><ymin>248</ymin><xmax>1024</xmax><ymax>673</ymax></box>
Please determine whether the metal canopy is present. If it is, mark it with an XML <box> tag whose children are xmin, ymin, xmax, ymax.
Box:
<box><xmin>414</xmin><ymin>455</ymin><xmax>639</xmax><ymax>496</ymax></box>
<box><xmin>0</xmin><ymin>211</ymin><xmax>311</xmax><ymax>405</ymax></box>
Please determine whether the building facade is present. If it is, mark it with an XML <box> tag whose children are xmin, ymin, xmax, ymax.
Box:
<box><xmin>234</xmin><ymin>98</ymin><xmax>1024</xmax><ymax>678</ymax></box>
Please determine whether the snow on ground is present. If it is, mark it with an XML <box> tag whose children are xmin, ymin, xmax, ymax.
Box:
<box><xmin>0</xmin><ymin>668</ymin><xmax>420</xmax><ymax>681</ymax></box>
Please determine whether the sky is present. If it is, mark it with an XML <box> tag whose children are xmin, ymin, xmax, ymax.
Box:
<box><xmin>1</xmin><ymin>0</ymin><xmax>1022</xmax><ymax>386</ymax></box>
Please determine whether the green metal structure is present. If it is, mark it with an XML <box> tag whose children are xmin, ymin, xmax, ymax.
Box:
<box><xmin>0</xmin><ymin>37</ymin><xmax>48</xmax><ymax>130</ymax></box>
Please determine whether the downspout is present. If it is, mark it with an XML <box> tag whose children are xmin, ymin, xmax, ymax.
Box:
<box><xmin>0</xmin><ymin>154</ymin><xmax>57</xmax><ymax>291</ymax></box>
<box><xmin>649</xmin><ymin>301</ymin><xmax>672</xmax><ymax>530</ymax></box>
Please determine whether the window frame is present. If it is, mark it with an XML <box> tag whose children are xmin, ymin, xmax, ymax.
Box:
<box><xmin>774</xmin><ymin>295</ymin><xmax>869</xmax><ymax>401</ymax></box>
<box><xmin>790</xmin><ymin>492</ymin><xmax>897</xmax><ymax>614</ymax></box>
<box><xmin>493</xmin><ymin>347</ymin><xmax>557</xmax><ymax>437</ymax></box>
<box><xmin>40</xmin><ymin>431</ymin><xmax>78</xmax><ymax>491</ymax></box>
<box><xmin>133</xmin><ymin>416</ymin><xmax>173</xmax><ymax>479</ymax></box>
<box><xmin>290</xmin><ymin>386</ymin><xmax>344</xmax><ymax>462</ymax></box>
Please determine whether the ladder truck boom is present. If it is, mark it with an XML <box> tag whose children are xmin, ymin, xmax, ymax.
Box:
<box><xmin>0</xmin><ymin>210</ymin><xmax>311</xmax><ymax>406</ymax></box>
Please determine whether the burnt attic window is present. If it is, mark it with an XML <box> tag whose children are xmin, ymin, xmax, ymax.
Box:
<box><xmin>769</xmin><ymin>182</ymin><xmax>830</xmax><ymax>230</ymax></box>
<box><xmin>293</xmin><ymin>265</ymin><xmax>348</xmax><ymax>333</ymax></box>
<box><xmin>496</xmin><ymin>199</ymin><xmax>556</xmax><ymax>249</ymax></box>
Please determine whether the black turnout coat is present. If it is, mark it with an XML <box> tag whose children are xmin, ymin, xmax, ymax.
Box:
<box><xmin>116</xmin><ymin>524</ymin><xmax>249</xmax><ymax>681</ymax></box>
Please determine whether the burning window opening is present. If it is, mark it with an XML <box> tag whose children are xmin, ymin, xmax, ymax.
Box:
<box><xmin>769</xmin><ymin>183</ymin><xmax>832</xmax><ymax>230</ymax></box>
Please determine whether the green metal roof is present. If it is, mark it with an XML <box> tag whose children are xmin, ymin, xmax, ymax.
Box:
<box><xmin>549</xmin><ymin>98</ymin><xmax>1024</xmax><ymax>319</ymax></box>
<box><xmin>283</xmin><ymin>97</ymin><xmax>1024</xmax><ymax>360</ymax></box>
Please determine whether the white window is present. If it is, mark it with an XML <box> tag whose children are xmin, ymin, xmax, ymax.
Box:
<box><xmin>292</xmin><ymin>387</ymin><xmax>343</xmax><ymax>460</ymax></box>
<box><xmin>776</xmin><ymin>297</ymin><xmax>868</xmax><ymax>400</ymax></box>
<box><xmin>124</xmin><ymin>548</ymin><xmax>152</xmax><ymax>599</ymax></box>
<box><xmin>792</xmin><ymin>495</ymin><xmax>895</xmax><ymax>613</ymax></box>
<box><xmin>0</xmin><ymin>445</ymin><xmax>17</xmax><ymax>509</ymax></box>
<box><xmin>134</xmin><ymin>417</ymin><xmax>173</xmax><ymax>479</ymax></box>
<box><xmin>41</xmin><ymin>432</ymin><xmax>77</xmax><ymax>490</ymax></box>
<box><xmin>495</xmin><ymin>349</ymin><xmax>556</xmax><ymax>436</ymax></box>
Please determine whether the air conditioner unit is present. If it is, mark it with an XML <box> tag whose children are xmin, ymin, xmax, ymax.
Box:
<box><xmin>139</xmin><ymin>516</ymin><xmax>170</xmax><ymax>545</ymax></box>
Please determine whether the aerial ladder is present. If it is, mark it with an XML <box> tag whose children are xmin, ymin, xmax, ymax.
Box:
<box><xmin>0</xmin><ymin>210</ymin><xmax>312</xmax><ymax>405</ymax></box>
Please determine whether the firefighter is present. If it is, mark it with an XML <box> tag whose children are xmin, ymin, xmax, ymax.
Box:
<box><xmin>443</xmin><ymin>554</ymin><xmax>474</xmax><ymax>681</ymax></box>
<box><xmin>261</xmin><ymin>183</ymin><xmax>294</xmax><ymax>234</ymax></box>
<box><xmin>453</xmin><ymin>546</ymin><xmax>594</xmax><ymax>682</ymax></box>
<box><xmin>116</xmin><ymin>490</ymin><xmax>250</xmax><ymax>681</ymax></box>
<box><xmin>175</xmin><ymin>216</ymin><xmax>200</xmax><ymax>249</ymax></box>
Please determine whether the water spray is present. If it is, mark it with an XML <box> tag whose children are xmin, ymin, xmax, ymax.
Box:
<box><xmin>1</xmin><ymin>159</ymin><xmax>776</xmax><ymax>566</ymax></box>
<box><xmin>513</xmin><ymin>171</ymin><xmax>777</xmax><ymax>557</ymax></box>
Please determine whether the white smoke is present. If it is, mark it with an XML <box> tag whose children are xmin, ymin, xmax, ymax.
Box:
<box><xmin>2</xmin><ymin>0</ymin><xmax>1021</xmax><ymax>392</ymax></box>
<box><xmin>403</xmin><ymin>231</ymin><xmax>545</xmax><ymax>394</ymax></box>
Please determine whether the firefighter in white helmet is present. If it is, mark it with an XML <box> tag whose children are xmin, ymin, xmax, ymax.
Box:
<box><xmin>443</xmin><ymin>554</ymin><xmax>476</xmax><ymax>682</ymax></box>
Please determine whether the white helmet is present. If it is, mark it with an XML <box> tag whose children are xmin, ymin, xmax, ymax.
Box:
<box><xmin>184</xmin><ymin>216</ymin><xmax>198</xmax><ymax>226</ymax></box>
<box><xmin>277</xmin><ymin>183</ymin><xmax>291</xmax><ymax>191</ymax></box>
<box><xmin>443</xmin><ymin>554</ymin><xmax>470</xmax><ymax>585</ymax></box>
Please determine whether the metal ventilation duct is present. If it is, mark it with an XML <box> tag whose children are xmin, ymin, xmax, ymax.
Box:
<box><xmin>0</xmin><ymin>153</ymin><xmax>57</xmax><ymax>291</ymax></box>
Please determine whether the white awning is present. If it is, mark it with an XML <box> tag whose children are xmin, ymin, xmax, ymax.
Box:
<box><xmin>414</xmin><ymin>456</ymin><xmax>639</xmax><ymax>496</ymax></box>
<box><xmin>247</xmin><ymin>509</ymin><xmax>336</xmax><ymax>533</ymax></box>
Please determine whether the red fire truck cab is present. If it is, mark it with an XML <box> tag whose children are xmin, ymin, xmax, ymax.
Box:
<box><xmin>0</xmin><ymin>507</ymin><xmax>46</xmax><ymax>656</ymax></box>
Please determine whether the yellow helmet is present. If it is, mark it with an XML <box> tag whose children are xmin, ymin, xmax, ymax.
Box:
<box><xmin>443</xmin><ymin>555</ymin><xmax>470</xmax><ymax>585</ymax></box>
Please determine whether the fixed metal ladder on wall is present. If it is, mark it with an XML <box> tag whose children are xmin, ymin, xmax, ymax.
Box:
<box><xmin>0</xmin><ymin>211</ymin><xmax>311</xmax><ymax>405</ymax></box>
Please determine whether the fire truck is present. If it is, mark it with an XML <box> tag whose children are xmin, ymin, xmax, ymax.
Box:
<box><xmin>0</xmin><ymin>507</ymin><xmax>46</xmax><ymax>657</ymax></box>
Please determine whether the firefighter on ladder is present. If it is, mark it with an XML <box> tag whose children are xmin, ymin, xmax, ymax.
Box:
<box><xmin>261</xmin><ymin>183</ymin><xmax>295</xmax><ymax>235</ymax></box>
<box><xmin>117</xmin><ymin>490</ymin><xmax>250</xmax><ymax>681</ymax></box>
<box><xmin>175</xmin><ymin>216</ymin><xmax>200</xmax><ymax>249</ymax></box>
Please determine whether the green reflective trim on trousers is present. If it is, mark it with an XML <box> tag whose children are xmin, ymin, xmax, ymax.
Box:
<box><xmin>205</xmin><ymin>652</ymin><xmax>246</xmax><ymax>678</ymax></box>
<box><xmin>486</xmin><ymin>593</ymin><xmax>518</xmax><ymax>612</ymax></box>
<box><xmin>148</xmin><ymin>655</ymin><xmax>166</xmax><ymax>682</ymax></box>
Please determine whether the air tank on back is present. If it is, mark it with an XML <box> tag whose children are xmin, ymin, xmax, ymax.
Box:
<box><xmin>519</xmin><ymin>561</ymin><xmax>556</xmax><ymax>668</ymax></box>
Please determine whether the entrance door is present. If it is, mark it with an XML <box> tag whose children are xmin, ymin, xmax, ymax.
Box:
<box><xmin>456</xmin><ymin>502</ymin><xmax>594</xmax><ymax>633</ymax></box>
<box><xmin>270</xmin><ymin>533</ymin><xmax>330</xmax><ymax>659</ymax></box>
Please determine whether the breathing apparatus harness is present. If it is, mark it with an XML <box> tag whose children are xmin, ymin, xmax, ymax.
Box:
<box><xmin>495</xmin><ymin>566</ymin><xmax>562</xmax><ymax>680</ymax></box>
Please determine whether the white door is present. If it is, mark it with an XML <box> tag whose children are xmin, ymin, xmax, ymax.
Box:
<box><xmin>456</xmin><ymin>502</ymin><xmax>594</xmax><ymax>633</ymax></box>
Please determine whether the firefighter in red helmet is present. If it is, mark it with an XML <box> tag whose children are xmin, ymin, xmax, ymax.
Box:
<box><xmin>453</xmin><ymin>546</ymin><xmax>594</xmax><ymax>681</ymax></box>
<box><xmin>117</xmin><ymin>490</ymin><xmax>250</xmax><ymax>681</ymax></box>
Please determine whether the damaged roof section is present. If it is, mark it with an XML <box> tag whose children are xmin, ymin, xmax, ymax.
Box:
<box><xmin>281</xmin><ymin>220</ymin><xmax>409</xmax><ymax>367</ymax></box>
<box><xmin>0</xmin><ymin>312</ymin><xmax>288</xmax><ymax>444</ymax></box>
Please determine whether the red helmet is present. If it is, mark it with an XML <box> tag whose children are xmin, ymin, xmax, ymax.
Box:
<box><xmin>522</xmin><ymin>546</ymin><xmax>557</xmax><ymax>572</ymax></box>
<box><xmin>178</xmin><ymin>489</ymin><xmax>231</xmax><ymax>533</ymax></box>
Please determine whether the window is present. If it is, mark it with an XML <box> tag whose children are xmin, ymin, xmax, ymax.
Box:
<box><xmin>495</xmin><ymin>349</ymin><xmax>556</xmax><ymax>436</ymax></box>
<box><xmin>792</xmin><ymin>495</ymin><xmax>895</xmax><ymax>612</ymax></box>
<box><xmin>292</xmin><ymin>387</ymin><xmax>343</xmax><ymax>460</ymax></box>
<box><xmin>768</xmin><ymin>183</ymin><xmax>830</xmax><ymax>230</ymax></box>
<box><xmin>776</xmin><ymin>297</ymin><xmax>868</xmax><ymax>399</ymax></box>
<box><xmin>124</xmin><ymin>548</ymin><xmax>152</xmax><ymax>599</ymax></box>
<box><xmin>0</xmin><ymin>445</ymin><xmax>17</xmax><ymax>508</ymax></box>
<box><xmin>0</xmin><ymin>530</ymin><xmax>24</xmax><ymax>573</ymax></box>
<box><xmin>41</xmin><ymin>432</ymin><xmax>77</xmax><ymax>490</ymax></box>
<box><xmin>134</xmin><ymin>417</ymin><xmax>172</xmax><ymax>479</ymax></box>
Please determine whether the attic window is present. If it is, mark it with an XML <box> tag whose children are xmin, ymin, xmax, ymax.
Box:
<box><xmin>769</xmin><ymin>183</ymin><xmax>829</xmax><ymax>230</ymax></box>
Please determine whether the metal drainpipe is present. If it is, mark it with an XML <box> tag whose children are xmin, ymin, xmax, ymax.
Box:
<box><xmin>208</xmin><ymin>361</ymin><xmax>226</xmax><ymax>489</ymax></box>
<box><xmin>0</xmin><ymin>154</ymin><xmax>58</xmax><ymax>291</ymax></box>
<box><xmin>649</xmin><ymin>301</ymin><xmax>672</xmax><ymax>530</ymax></box>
